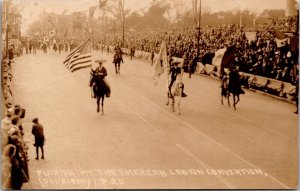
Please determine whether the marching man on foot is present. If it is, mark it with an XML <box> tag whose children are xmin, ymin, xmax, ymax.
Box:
<box><xmin>32</xmin><ymin>118</ymin><xmax>45</xmax><ymax>160</ymax></box>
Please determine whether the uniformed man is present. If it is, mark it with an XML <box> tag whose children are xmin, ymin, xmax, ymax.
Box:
<box><xmin>93</xmin><ymin>59</ymin><xmax>111</xmax><ymax>97</ymax></box>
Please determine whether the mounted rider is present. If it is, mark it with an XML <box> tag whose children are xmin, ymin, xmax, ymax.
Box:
<box><xmin>92</xmin><ymin>56</ymin><xmax>111</xmax><ymax>98</ymax></box>
<box><xmin>168</xmin><ymin>61</ymin><xmax>187</xmax><ymax>97</ymax></box>
<box><xmin>227</xmin><ymin>65</ymin><xmax>245</xmax><ymax>95</ymax></box>
<box><xmin>113</xmin><ymin>49</ymin><xmax>124</xmax><ymax>74</ymax></box>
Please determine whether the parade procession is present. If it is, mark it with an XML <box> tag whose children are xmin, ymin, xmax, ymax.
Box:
<box><xmin>1</xmin><ymin>0</ymin><xmax>299</xmax><ymax>189</ymax></box>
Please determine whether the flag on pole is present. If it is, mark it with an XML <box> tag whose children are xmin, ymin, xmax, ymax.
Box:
<box><xmin>212</xmin><ymin>48</ymin><xmax>226</xmax><ymax>67</ymax></box>
<box><xmin>89</xmin><ymin>6</ymin><xmax>97</xmax><ymax>18</ymax></box>
<box><xmin>63</xmin><ymin>39</ymin><xmax>92</xmax><ymax>72</ymax></box>
<box><xmin>212</xmin><ymin>46</ymin><xmax>235</xmax><ymax>68</ymax></box>
<box><xmin>153</xmin><ymin>42</ymin><xmax>168</xmax><ymax>79</ymax></box>
<box><xmin>274</xmin><ymin>30</ymin><xmax>289</xmax><ymax>47</ymax></box>
<box><xmin>90</xmin><ymin>0</ymin><xmax>108</xmax><ymax>18</ymax></box>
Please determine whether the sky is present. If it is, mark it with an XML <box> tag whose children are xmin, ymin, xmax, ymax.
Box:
<box><xmin>8</xmin><ymin>0</ymin><xmax>297</xmax><ymax>33</ymax></box>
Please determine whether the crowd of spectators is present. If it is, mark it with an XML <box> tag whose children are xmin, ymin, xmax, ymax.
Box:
<box><xmin>100</xmin><ymin>16</ymin><xmax>298</xmax><ymax>84</ymax></box>
<box><xmin>1</xmin><ymin>102</ymin><xmax>30</xmax><ymax>189</ymax></box>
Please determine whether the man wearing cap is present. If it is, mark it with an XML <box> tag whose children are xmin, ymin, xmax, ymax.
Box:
<box><xmin>31</xmin><ymin>118</ymin><xmax>45</xmax><ymax>160</ymax></box>
<box><xmin>94</xmin><ymin>59</ymin><xmax>111</xmax><ymax>97</ymax></box>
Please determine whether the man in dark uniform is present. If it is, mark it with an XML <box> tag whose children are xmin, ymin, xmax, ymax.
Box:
<box><xmin>31</xmin><ymin>118</ymin><xmax>45</xmax><ymax>160</ymax></box>
<box><xmin>94</xmin><ymin>60</ymin><xmax>111</xmax><ymax>97</ymax></box>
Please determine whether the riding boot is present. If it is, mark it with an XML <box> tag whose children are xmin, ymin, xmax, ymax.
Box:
<box><xmin>103</xmin><ymin>79</ymin><xmax>111</xmax><ymax>97</ymax></box>
<box><xmin>106</xmin><ymin>89</ymin><xmax>111</xmax><ymax>98</ymax></box>
<box><xmin>240</xmin><ymin>87</ymin><xmax>245</xmax><ymax>94</ymax></box>
<box><xmin>181</xmin><ymin>84</ymin><xmax>187</xmax><ymax>97</ymax></box>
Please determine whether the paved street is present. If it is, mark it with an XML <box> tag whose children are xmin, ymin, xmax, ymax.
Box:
<box><xmin>11</xmin><ymin>50</ymin><xmax>297</xmax><ymax>189</ymax></box>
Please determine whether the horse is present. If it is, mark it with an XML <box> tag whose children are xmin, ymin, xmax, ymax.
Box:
<box><xmin>221</xmin><ymin>70</ymin><xmax>246</xmax><ymax>110</ymax></box>
<box><xmin>166</xmin><ymin>75</ymin><xmax>186</xmax><ymax>115</ymax></box>
<box><xmin>113</xmin><ymin>51</ymin><xmax>124</xmax><ymax>74</ymax></box>
<box><xmin>89</xmin><ymin>69</ymin><xmax>109</xmax><ymax>114</ymax></box>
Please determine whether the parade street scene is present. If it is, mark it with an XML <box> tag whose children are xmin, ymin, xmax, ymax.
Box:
<box><xmin>1</xmin><ymin>0</ymin><xmax>299</xmax><ymax>189</ymax></box>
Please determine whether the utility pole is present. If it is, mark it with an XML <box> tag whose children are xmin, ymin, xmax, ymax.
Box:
<box><xmin>91</xmin><ymin>13</ymin><xmax>94</xmax><ymax>50</ymax></box>
<box><xmin>122</xmin><ymin>0</ymin><xmax>125</xmax><ymax>47</ymax></box>
<box><xmin>114</xmin><ymin>20</ymin><xmax>116</xmax><ymax>43</ymax></box>
<box><xmin>5</xmin><ymin>0</ymin><xmax>9</xmax><ymax>58</ymax></box>
<box><xmin>196</xmin><ymin>0</ymin><xmax>201</xmax><ymax>58</ymax></box>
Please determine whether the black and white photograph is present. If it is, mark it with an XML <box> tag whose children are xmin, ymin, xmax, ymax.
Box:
<box><xmin>1</xmin><ymin>0</ymin><xmax>299</xmax><ymax>189</ymax></box>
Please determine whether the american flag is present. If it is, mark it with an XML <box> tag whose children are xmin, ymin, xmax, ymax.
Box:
<box><xmin>63</xmin><ymin>39</ymin><xmax>92</xmax><ymax>72</ymax></box>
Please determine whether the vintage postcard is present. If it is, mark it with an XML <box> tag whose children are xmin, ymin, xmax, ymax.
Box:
<box><xmin>1</xmin><ymin>0</ymin><xmax>298</xmax><ymax>189</ymax></box>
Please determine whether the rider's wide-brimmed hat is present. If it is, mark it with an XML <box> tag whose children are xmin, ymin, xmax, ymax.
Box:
<box><xmin>172</xmin><ymin>61</ymin><xmax>181</xmax><ymax>66</ymax></box>
<box><xmin>96</xmin><ymin>59</ymin><xmax>107</xmax><ymax>64</ymax></box>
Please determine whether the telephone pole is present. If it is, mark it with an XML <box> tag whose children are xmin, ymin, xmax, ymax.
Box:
<box><xmin>122</xmin><ymin>0</ymin><xmax>125</xmax><ymax>47</ymax></box>
<box><xmin>196</xmin><ymin>0</ymin><xmax>201</xmax><ymax>58</ymax></box>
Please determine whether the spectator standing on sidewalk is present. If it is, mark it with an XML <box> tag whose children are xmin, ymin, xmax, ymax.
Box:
<box><xmin>31</xmin><ymin>118</ymin><xmax>45</xmax><ymax>160</ymax></box>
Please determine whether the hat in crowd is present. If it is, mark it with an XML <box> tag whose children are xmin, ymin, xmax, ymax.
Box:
<box><xmin>32</xmin><ymin>118</ymin><xmax>38</xmax><ymax>123</ymax></box>
<box><xmin>92</xmin><ymin>54</ymin><xmax>107</xmax><ymax>64</ymax></box>
<box><xmin>7</xmin><ymin>108</ymin><xmax>14</xmax><ymax>115</ymax></box>
<box><xmin>6</xmin><ymin>102</ymin><xmax>12</xmax><ymax>109</ymax></box>
<box><xmin>15</xmin><ymin>104</ymin><xmax>21</xmax><ymax>109</ymax></box>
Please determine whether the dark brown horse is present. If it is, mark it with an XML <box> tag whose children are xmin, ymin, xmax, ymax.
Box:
<box><xmin>221</xmin><ymin>70</ymin><xmax>246</xmax><ymax>110</ymax></box>
<box><xmin>89</xmin><ymin>69</ymin><xmax>109</xmax><ymax>114</ymax></box>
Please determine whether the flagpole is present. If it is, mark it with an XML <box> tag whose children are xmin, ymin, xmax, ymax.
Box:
<box><xmin>5</xmin><ymin>0</ymin><xmax>9</xmax><ymax>58</ymax></box>
<box><xmin>122</xmin><ymin>0</ymin><xmax>125</xmax><ymax>48</ymax></box>
<box><xmin>91</xmin><ymin>15</ymin><xmax>94</xmax><ymax>50</ymax></box>
<box><xmin>196</xmin><ymin>0</ymin><xmax>201</xmax><ymax>59</ymax></box>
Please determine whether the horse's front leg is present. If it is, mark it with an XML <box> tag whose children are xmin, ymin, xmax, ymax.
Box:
<box><xmin>221</xmin><ymin>91</ymin><xmax>224</xmax><ymax>105</ymax></box>
<box><xmin>233</xmin><ymin>95</ymin><xmax>236</xmax><ymax>110</ymax></box>
<box><xmin>177</xmin><ymin>92</ymin><xmax>182</xmax><ymax>115</ymax></box>
<box><xmin>166</xmin><ymin>91</ymin><xmax>171</xmax><ymax>105</ymax></box>
<box><xmin>115</xmin><ymin>63</ymin><xmax>118</xmax><ymax>74</ymax></box>
<box><xmin>171</xmin><ymin>96</ymin><xmax>175</xmax><ymax>112</ymax></box>
<box><xmin>234</xmin><ymin>94</ymin><xmax>240</xmax><ymax>110</ymax></box>
<box><xmin>97</xmin><ymin>97</ymin><xmax>100</xmax><ymax>112</ymax></box>
<box><xmin>227</xmin><ymin>92</ymin><xmax>230</xmax><ymax>107</ymax></box>
<box><xmin>117</xmin><ymin>63</ymin><xmax>121</xmax><ymax>74</ymax></box>
<box><xmin>101</xmin><ymin>96</ymin><xmax>104</xmax><ymax>115</ymax></box>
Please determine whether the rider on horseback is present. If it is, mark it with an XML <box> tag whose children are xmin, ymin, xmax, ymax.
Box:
<box><xmin>113</xmin><ymin>50</ymin><xmax>124</xmax><ymax>74</ymax></box>
<box><xmin>93</xmin><ymin>59</ymin><xmax>111</xmax><ymax>98</ymax></box>
<box><xmin>228</xmin><ymin>65</ymin><xmax>245</xmax><ymax>95</ymax></box>
<box><xmin>168</xmin><ymin>61</ymin><xmax>187</xmax><ymax>97</ymax></box>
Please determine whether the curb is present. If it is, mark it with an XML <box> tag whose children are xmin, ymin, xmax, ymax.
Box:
<box><xmin>124</xmin><ymin>54</ymin><xmax>296</xmax><ymax>105</ymax></box>
<box><xmin>197</xmin><ymin>73</ymin><xmax>296</xmax><ymax>105</ymax></box>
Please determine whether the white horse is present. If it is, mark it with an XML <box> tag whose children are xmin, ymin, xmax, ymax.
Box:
<box><xmin>166</xmin><ymin>74</ymin><xmax>185</xmax><ymax>115</ymax></box>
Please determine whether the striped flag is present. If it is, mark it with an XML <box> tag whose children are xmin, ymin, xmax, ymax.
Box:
<box><xmin>63</xmin><ymin>39</ymin><xmax>92</xmax><ymax>72</ymax></box>
<box><xmin>212</xmin><ymin>45</ymin><xmax>235</xmax><ymax>68</ymax></box>
<box><xmin>153</xmin><ymin>42</ymin><xmax>168</xmax><ymax>78</ymax></box>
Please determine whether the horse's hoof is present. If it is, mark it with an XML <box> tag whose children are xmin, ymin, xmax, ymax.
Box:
<box><xmin>97</xmin><ymin>109</ymin><xmax>99</xmax><ymax>113</ymax></box>
<box><xmin>101</xmin><ymin>112</ymin><xmax>104</xmax><ymax>115</ymax></box>
<box><xmin>177</xmin><ymin>112</ymin><xmax>181</xmax><ymax>115</ymax></box>
<box><xmin>166</xmin><ymin>102</ymin><xmax>169</xmax><ymax>105</ymax></box>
